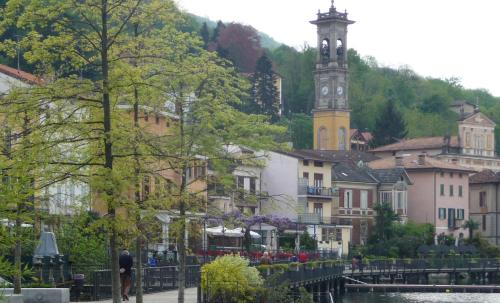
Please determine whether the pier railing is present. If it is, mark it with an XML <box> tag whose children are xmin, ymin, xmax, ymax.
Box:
<box><xmin>78</xmin><ymin>258</ymin><xmax>500</xmax><ymax>301</ymax></box>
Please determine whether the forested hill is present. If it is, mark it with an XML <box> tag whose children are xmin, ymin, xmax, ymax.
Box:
<box><xmin>184</xmin><ymin>14</ymin><xmax>500</xmax><ymax>149</ymax></box>
<box><xmin>2</xmin><ymin>2</ymin><xmax>499</xmax><ymax>149</ymax></box>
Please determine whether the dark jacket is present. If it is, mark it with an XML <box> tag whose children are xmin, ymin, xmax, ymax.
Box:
<box><xmin>119</xmin><ymin>253</ymin><xmax>133</xmax><ymax>276</ymax></box>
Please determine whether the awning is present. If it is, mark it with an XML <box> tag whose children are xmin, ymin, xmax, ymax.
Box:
<box><xmin>206</xmin><ymin>226</ymin><xmax>261</xmax><ymax>239</ymax></box>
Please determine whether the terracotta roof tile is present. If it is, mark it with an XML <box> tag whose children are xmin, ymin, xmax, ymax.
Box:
<box><xmin>0</xmin><ymin>64</ymin><xmax>42</xmax><ymax>85</ymax></box>
<box><xmin>469</xmin><ymin>169</ymin><xmax>500</xmax><ymax>184</ymax></box>
<box><xmin>371</xmin><ymin>136</ymin><xmax>459</xmax><ymax>152</ymax></box>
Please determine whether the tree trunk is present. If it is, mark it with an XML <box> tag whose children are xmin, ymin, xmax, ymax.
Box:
<box><xmin>177</xmin><ymin>101</ymin><xmax>186</xmax><ymax>303</ymax></box>
<box><xmin>100</xmin><ymin>1</ymin><xmax>120</xmax><ymax>302</ymax></box>
<box><xmin>135</xmin><ymin>236</ymin><xmax>143</xmax><ymax>303</ymax></box>
<box><xmin>14</xmin><ymin>215</ymin><xmax>22</xmax><ymax>294</ymax></box>
<box><xmin>133</xmin><ymin>88</ymin><xmax>143</xmax><ymax>303</ymax></box>
<box><xmin>177</xmin><ymin>214</ymin><xmax>186</xmax><ymax>303</ymax></box>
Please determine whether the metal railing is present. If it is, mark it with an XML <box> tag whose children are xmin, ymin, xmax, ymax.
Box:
<box><xmin>84</xmin><ymin>265</ymin><xmax>200</xmax><ymax>301</ymax></box>
<box><xmin>298</xmin><ymin>185</ymin><xmax>337</xmax><ymax>197</ymax></box>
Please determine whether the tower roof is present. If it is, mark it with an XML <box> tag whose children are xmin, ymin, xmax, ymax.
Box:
<box><xmin>311</xmin><ymin>1</ymin><xmax>354</xmax><ymax>24</ymax></box>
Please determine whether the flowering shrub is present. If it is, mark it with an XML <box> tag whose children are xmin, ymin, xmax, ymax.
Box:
<box><xmin>201</xmin><ymin>255</ymin><xmax>263</xmax><ymax>303</ymax></box>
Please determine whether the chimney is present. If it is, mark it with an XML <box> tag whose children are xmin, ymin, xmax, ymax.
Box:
<box><xmin>418</xmin><ymin>154</ymin><xmax>426</xmax><ymax>165</ymax></box>
<box><xmin>395</xmin><ymin>156</ymin><xmax>403</xmax><ymax>167</ymax></box>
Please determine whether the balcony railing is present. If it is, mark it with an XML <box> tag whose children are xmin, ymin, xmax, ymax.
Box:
<box><xmin>297</xmin><ymin>214</ymin><xmax>350</xmax><ymax>225</ymax></box>
<box><xmin>298</xmin><ymin>185</ymin><xmax>338</xmax><ymax>197</ymax></box>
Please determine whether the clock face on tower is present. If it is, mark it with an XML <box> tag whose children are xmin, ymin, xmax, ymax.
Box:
<box><xmin>321</xmin><ymin>85</ymin><xmax>329</xmax><ymax>96</ymax></box>
<box><xmin>336</xmin><ymin>86</ymin><xmax>344</xmax><ymax>96</ymax></box>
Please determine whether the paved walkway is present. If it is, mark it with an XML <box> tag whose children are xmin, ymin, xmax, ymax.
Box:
<box><xmin>83</xmin><ymin>287</ymin><xmax>198</xmax><ymax>303</ymax></box>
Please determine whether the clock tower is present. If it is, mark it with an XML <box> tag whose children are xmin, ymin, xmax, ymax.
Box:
<box><xmin>311</xmin><ymin>1</ymin><xmax>354</xmax><ymax>150</ymax></box>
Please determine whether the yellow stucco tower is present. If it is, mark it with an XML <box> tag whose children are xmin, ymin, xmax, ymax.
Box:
<box><xmin>311</xmin><ymin>1</ymin><xmax>354</xmax><ymax>150</ymax></box>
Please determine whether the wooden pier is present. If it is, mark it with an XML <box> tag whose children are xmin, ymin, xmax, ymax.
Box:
<box><xmin>346</xmin><ymin>283</ymin><xmax>500</xmax><ymax>293</ymax></box>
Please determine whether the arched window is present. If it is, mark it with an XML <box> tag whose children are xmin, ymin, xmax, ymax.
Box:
<box><xmin>318</xmin><ymin>127</ymin><xmax>328</xmax><ymax>150</ymax></box>
<box><xmin>338</xmin><ymin>127</ymin><xmax>347</xmax><ymax>150</ymax></box>
<box><xmin>321</xmin><ymin>39</ymin><xmax>330</xmax><ymax>62</ymax></box>
<box><xmin>336</xmin><ymin>38</ymin><xmax>344</xmax><ymax>57</ymax></box>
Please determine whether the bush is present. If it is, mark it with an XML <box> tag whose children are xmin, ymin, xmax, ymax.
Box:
<box><xmin>201</xmin><ymin>255</ymin><xmax>263</xmax><ymax>303</ymax></box>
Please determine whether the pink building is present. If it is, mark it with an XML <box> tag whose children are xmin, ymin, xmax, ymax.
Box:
<box><xmin>369</xmin><ymin>154</ymin><xmax>474</xmax><ymax>238</ymax></box>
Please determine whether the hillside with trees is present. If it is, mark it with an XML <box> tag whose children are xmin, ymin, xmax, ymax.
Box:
<box><xmin>2</xmin><ymin>8</ymin><xmax>500</xmax><ymax>150</ymax></box>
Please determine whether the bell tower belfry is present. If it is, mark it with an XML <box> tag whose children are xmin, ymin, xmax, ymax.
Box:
<box><xmin>311</xmin><ymin>1</ymin><xmax>354</xmax><ymax>150</ymax></box>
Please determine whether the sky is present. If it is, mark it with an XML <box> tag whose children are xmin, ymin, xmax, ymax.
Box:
<box><xmin>177</xmin><ymin>0</ymin><xmax>500</xmax><ymax>97</ymax></box>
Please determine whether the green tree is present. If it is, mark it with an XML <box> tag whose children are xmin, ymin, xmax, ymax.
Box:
<box><xmin>200</xmin><ymin>22</ymin><xmax>210</xmax><ymax>49</ymax></box>
<box><xmin>463</xmin><ymin>219</ymin><xmax>480</xmax><ymax>240</ymax></box>
<box><xmin>252</xmin><ymin>54</ymin><xmax>280</xmax><ymax>122</ymax></box>
<box><xmin>371</xmin><ymin>202</ymin><xmax>399</xmax><ymax>242</ymax></box>
<box><xmin>372</xmin><ymin>97</ymin><xmax>408</xmax><ymax>147</ymax></box>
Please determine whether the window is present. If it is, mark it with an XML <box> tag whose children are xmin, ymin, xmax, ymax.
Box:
<box><xmin>397</xmin><ymin>192</ymin><xmax>403</xmax><ymax>209</ymax></box>
<box><xmin>344</xmin><ymin>190</ymin><xmax>352</xmax><ymax>208</ymax></box>
<box><xmin>250</xmin><ymin>178</ymin><xmax>256</xmax><ymax>194</ymax></box>
<box><xmin>318</xmin><ymin>127</ymin><xmax>328</xmax><ymax>150</ymax></box>
<box><xmin>166</xmin><ymin>120</ymin><xmax>170</xmax><ymax>127</ymax></box>
<box><xmin>336</xmin><ymin>228</ymin><xmax>342</xmax><ymax>241</ymax></box>
<box><xmin>303</xmin><ymin>172</ymin><xmax>309</xmax><ymax>180</ymax></box>
<box><xmin>155</xmin><ymin>115</ymin><xmax>160</xmax><ymax>124</ymax></box>
<box><xmin>338</xmin><ymin>127</ymin><xmax>347</xmax><ymax>150</ymax></box>
<box><xmin>482</xmin><ymin>215</ymin><xmax>487</xmax><ymax>231</ymax></box>
<box><xmin>438</xmin><ymin>208</ymin><xmax>446</xmax><ymax>220</ymax></box>
<box><xmin>457</xmin><ymin>209</ymin><xmax>464</xmax><ymax>220</ymax></box>
<box><xmin>303</xmin><ymin>160</ymin><xmax>309</xmax><ymax>166</ymax></box>
<box><xmin>440</xmin><ymin>184</ymin><xmax>445</xmax><ymax>196</ymax></box>
<box><xmin>459</xmin><ymin>173</ymin><xmax>463</xmax><ymax>178</ymax></box>
<box><xmin>314</xmin><ymin>174</ymin><xmax>323</xmax><ymax>188</ymax></box>
<box><xmin>449</xmin><ymin>185</ymin><xmax>454</xmax><ymax>196</ymax></box>
<box><xmin>314</xmin><ymin>161</ymin><xmax>323</xmax><ymax>167</ymax></box>
<box><xmin>379</xmin><ymin>191</ymin><xmax>392</xmax><ymax>204</ymax></box>
<box><xmin>440</xmin><ymin>172</ymin><xmax>444</xmax><ymax>177</ymax></box>
<box><xmin>479</xmin><ymin>191</ymin><xmax>487</xmax><ymax>208</ymax></box>
<box><xmin>458</xmin><ymin>185</ymin><xmax>463</xmax><ymax>197</ymax></box>
<box><xmin>360</xmin><ymin>190</ymin><xmax>368</xmax><ymax>209</ymax></box>
<box><xmin>449</xmin><ymin>172</ymin><xmax>454</xmax><ymax>178</ymax></box>
<box><xmin>144</xmin><ymin>111</ymin><xmax>149</xmax><ymax>121</ymax></box>
<box><xmin>313</xmin><ymin>203</ymin><xmax>323</xmax><ymax>217</ymax></box>
<box><xmin>448</xmin><ymin>208</ymin><xmax>456</xmax><ymax>228</ymax></box>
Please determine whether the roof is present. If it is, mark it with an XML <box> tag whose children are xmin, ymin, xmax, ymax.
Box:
<box><xmin>469</xmin><ymin>169</ymin><xmax>500</xmax><ymax>184</ymax></box>
<box><xmin>0</xmin><ymin>64</ymin><xmax>42</xmax><ymax>85</ymax></box>
<box><xmin>332</xmin><ymin>162</ymin><xmax>377</xmax><ymax>183</ymax></box>
<box><xmin>371</xmin><ymin>136</ymin><xmax>459</xmax><ymax>152</ymax></box>
<box><xmin>369</xmin><ymin>167</ymin><xmax>411</xmax><ymax>184</ymax></box>
<box><xmin>350</xmin><ymin>129</ymin><xmax>373</xmax><ymax>142</ymax></box>
<box><xmin>368</xmin><ymin>154</ymin><xmax>475</xmax><ymax>173</ymax></box>
<box><xmin>279</xmin><ymin>149</ymin><xmax>379</xmax><ymax>163</ymax></box>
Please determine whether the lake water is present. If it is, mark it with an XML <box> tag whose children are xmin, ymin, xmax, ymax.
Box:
<box><xmin>337</xmin><ymin>292</ymin><xmax>500</xmax><ymax>303</ymax></box>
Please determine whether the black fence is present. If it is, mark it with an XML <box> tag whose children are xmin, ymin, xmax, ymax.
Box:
<box><xmin>76</xmin><ymin>265</ymin><xmax>200</xmax><ymax>301</ymax></box>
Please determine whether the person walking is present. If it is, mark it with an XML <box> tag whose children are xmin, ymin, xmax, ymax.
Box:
<box><xmin>119</xmin><ymin>249</ymin><xmax>133</xmax><ymax>301</ymax></box>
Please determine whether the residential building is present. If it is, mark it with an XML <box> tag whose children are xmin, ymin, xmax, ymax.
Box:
<box><xmin>332</xmin><ymin>162</ymin><xmax>411</xmax><ymax>245</ymax></box>
<box><xmin>208</xmin><ymin>146</ymin><xmax>263</xmax><ymax>215</ymax></box>
<box><xmin>370</xmin><ymin>110</ymin><xmax>500</xmax><ymax>171</ymax></box>
<box><xmin>369</xmin><ymin>154</ymin><xmax>474</xmax><ymax>238</ymax></box>
<box><xmin>469</xmin><ymin>170</ymin><xmax>500</xmax><ymax>246</ymax></box>
<box><xmin>261</xmin><ymin>149</ymin><xmax>351</xmax><ymax>255</ymax></box>
<box><xmin>350</xmin><ymin>129</ymin><xmax>373</xmax><ymax>151</ymax></box>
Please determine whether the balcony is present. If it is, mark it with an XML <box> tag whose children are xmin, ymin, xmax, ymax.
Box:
<box><xmin>297</xmin><ymin>214</ymin><xmax>350</xmax><ymax>225</ymax></box>
<box><xmin>298</xmin><ymin>185</ymin><xmax>338</xmax><ymax>198</ymax></box>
